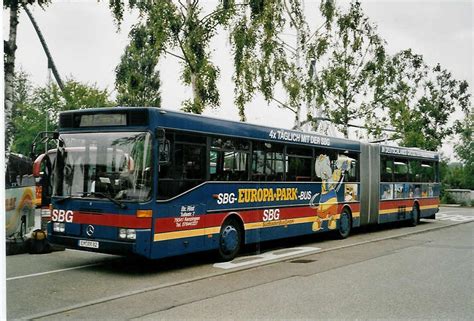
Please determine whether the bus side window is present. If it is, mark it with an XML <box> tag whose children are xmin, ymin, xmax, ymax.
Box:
<box><xmin>409</xmin><ymin>160</ymin><xmax>421</xmax><ymax>182</ymax></box>
<box><xmin>421</xmin><ymin>161</ymin><xmax>434</xmax><ymax>182</ymax></box>
<box><xmin>252</xmin><ymin>142</ymin><xmax>284</xmax><ymax>181</ymax></box>
<box><xmin>5</xmin><ymin>154</ymin><xmax>33</xmax><ymax>189</ymax></box>
<box><xmin>393</xmin><ymin>158</ymin><xmax>408</xmax><ymax>182</ymax></box>
<box><xmin>210</xmin><ymin>137</ymin><xmax>249</xmax><ymax>181</ymax></box>
<box><xmin>381</xmin><ymin>156</ymin><xmax>393</xmax><ymax>182</ymax></box>
<box><xmin>174</xmin><ymin>143</ymin><xmax>206</xmax><ymax>180</ymax></box>
<box><xmin>251</xmin><ymin>149</ymin><xmax>265</xmax><ymax>181</ymax></box>
<box><xmin>286</xmin><ymin>146</ymin><xmax>312</xmax><ymax>181</ymax></box>
<box><xmin>337</xmin><ymin>152</ymin><xmax>358</xmax><ymax>182</ymax></box>
<box><xmin>157</xmin><ymin>131</ymin><xmax>206</xmax><ymax>199</ymax></box>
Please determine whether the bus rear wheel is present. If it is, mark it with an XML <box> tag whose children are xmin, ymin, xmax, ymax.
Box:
<box><xmin>337</xmin><ymin>209</ymin><xmax>352</xmax><ymax>239</ymax></box>
<box><xmin>218</xmin><ymin>218</ymin><xmax>242</xmax><ymax>261</ymax></box>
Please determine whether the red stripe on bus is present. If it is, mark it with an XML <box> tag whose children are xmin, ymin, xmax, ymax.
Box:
<box><xmin>72</xmin><ymin>212</ymin><xmax>152</xmax><ymax>228</ymax></box>
<box><xmin>418</xmin><ymin>198</ymin><xmax>440</xmax><ymax>206</ymax></box>
<box><xmin>380</xmin><ymin>197</ymin><xmax>439</xmax><ymax>210</ymax></box>
<box><xmin>154</xmin><ymin>202</ymin><xmax>361</xmax><ymax>233</ymax></box>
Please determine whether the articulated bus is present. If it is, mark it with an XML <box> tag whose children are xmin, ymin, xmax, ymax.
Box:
<box><xmin>47</xmin><ymin>107</ymin><xmax>439</xmax><ymax>260</ymax></box>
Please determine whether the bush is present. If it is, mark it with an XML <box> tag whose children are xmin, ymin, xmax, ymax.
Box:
<box><xmin>441</xmin><ymin>192</ymin><xmax>457</xmax><ymax>204</ymax></box>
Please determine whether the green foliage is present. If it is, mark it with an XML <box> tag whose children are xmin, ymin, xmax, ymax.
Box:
<box><xmin>116</xmin><ymin>23</ymin><xmax>162</xmax><ymax>107</ymax></box>
<box><xmin>440</xmin><ymin>191</ymin><xmax>456</xmax><ymax>205</ymax></box>
<box><xmin>10</xmin><ymin>72</ymin><xmax>114</xmax><ymax>156</ymax></box>
<box><xmin>454</xmin><ymin>109</ymin><xmax>473</xmax><ymax>165</ymax></box>
<box><xmin>111</xmin><ymin>0</ymin><xmax>235</xmax><ymax>114</ymax></box>
<box><xmin>110</xmin><ymin>0</ymin><xmax>469</xmax><ymax>151</ymax></box>
<box><xmin>313</xmin><ymin>0</ymin><xmax>386</xmax><ymax>137</ymax></box>
<box><xmin>230</xmin><ymin>0</ymin><xmax>316</xmax><ymax>121</ymax></box>
<box><xmin>441</xmin><ymin>161</ymin><xmax>474</xmax><ymax>191</ymax></box>
<box><xmin>382</xmin><ymin>49</ymin><xmax>471</xmax><ymax>151</ymax></box>
<box><xmin>3</xmin><ymin>0</ymin><xmax>50</xmax><ymax>10</ymax></box>
<box><xmin>4</xmin><ymin>0</ymin><xmax>51</xmax><ymax>154</ymax></box>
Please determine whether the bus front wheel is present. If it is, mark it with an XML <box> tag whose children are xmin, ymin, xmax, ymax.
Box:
<box><xmin>218</xmin><ymin>218</ymin><xmax>242</xmax><ymax>261</ymax></box>
<box><xmin>337</xmin><ymin>209</ymin><xmax>352</xmax><ymax>239</ymax></box>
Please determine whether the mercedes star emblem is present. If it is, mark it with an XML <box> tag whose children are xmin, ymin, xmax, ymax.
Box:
<box><xmin>86</xmin><ymin>225</ymin><xmax>95</xmax><ymax>237</ymax></box>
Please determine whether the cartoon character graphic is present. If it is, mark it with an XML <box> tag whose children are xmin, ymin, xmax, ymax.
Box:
<box><xmin>310</xmin><ymin>154</ymin><xmax>349</xmax><ymax>231</ymax></box>
<box><xmin>344</xmin><ymin>184</ymin><xmax>357</xmax><ymax>202</ymax></box>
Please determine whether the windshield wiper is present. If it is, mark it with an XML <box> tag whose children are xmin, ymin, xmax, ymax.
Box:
<box><xmin>82</xmin><ymin>192</ymin><xmax>127</xmax><ymax>209</ymax></box>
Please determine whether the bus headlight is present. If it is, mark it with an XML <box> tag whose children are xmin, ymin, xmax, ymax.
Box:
<box><xmin>119</xmin><ymin>228</ymin><xmax>127</xmax><ymax>239</ymax></box>
<box><xmin>118</xmin><ymin>228</ymin><xmax>136</xmax><ymax>240</ymax></box>
<box><xmin>53</xmin><ymin>222</ymin><xmax>65</xmax><ymax>233</ymax></box>
<box><xmin>126</xmin><ymin>229</ymin><xmax>136</xmax><ymax>240</ymax></box>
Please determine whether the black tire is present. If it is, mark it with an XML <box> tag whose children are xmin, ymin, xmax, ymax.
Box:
<box><xmin>410</xmin><ymin>204</ymin><xmax>420</xmax><ymax>226</ymax></box>
<box><xmin>218</xmin><ymin>218</ymin><xmax>242</xmax><ymax>261</ymax></box>
<box><xmin>337</xmin><ymin>209</ymin><xmax>352</xmax><ymax>239</ymax></box>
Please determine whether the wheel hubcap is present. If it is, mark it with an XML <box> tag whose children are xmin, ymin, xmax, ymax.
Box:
<box><xmin>221</xmin><ymin>225</ymin><xmax>238</xmax><ymax>254</ymax></box>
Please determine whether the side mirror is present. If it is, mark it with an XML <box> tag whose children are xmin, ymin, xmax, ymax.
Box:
<box><xmin>30</xmin><ymin>131</ymin><xmax>60</xmax><ymax>160</ymax></box>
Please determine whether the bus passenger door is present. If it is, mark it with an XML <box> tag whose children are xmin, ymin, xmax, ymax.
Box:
<box><xmin>359</xmin><ymin>143</ymin><xmax>380</xmax><ymax>225</ymax></box>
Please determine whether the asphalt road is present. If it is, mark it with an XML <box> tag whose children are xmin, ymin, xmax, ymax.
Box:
<box><xmin>6</xmin><ymin>206</ymin><xmax>474</xmax><ymax>320</ymax></box>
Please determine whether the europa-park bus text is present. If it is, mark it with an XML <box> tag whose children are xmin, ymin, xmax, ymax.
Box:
<box><xmin>47</xmin><ymin>107</ymin><xmax>440</xmax><ymax>260</ymax></box>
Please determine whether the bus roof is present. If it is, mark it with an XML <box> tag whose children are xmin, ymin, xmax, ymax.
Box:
<box><xmin>59</xmin><ymin>107</ymin><xmax>361</xmax><ymax>152</ymax></box>
<box><xmin>58</xmin><ymin>107</ymin><xmax>438</xmax><ymax>158</ymax></box>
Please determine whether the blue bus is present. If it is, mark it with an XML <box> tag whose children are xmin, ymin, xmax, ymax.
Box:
<box><xmin>47</xmin><ymin>107</ymin><xmax>439</xmax><ymax>260</ymax></box>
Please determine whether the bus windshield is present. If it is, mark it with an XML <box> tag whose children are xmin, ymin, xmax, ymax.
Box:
<box><xmin>53</xmin><ymin>132</ymin><xmax>152</xmax><ymax>202</ymax></box>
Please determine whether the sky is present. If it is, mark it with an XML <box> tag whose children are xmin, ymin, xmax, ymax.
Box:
<box><xmin>2</xmin><ymin>0</ymin><xmax>473</xmax><ymax>155</ymax></box>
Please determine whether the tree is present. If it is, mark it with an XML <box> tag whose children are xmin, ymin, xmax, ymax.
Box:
<box><xmin>376</xmin><ymin>49</ymin><xmax>426</xmax><ymax>145</ymax></box>
<box><xmin>110</xmin><ymin>0</ymin><xmax>234</xmax><ymax>113</ymax></box>
<box><xmin>230</xmin><ymin>0</ymin><xmax>335</xmax><ymax>123</ymax></box>
<box><xmin>4</xmin><ymin>0</ymin><xmax>50</xmax><ymax>154</ymax></box>
<box><xmin>10</xmin><ymin>74</ymin><xmax>114</xmax><ymax>156</ymax></box>
<box><xmin>312</xmin><ymin>0</ymin><xmax>386</xmax><ymax>138</ymax></box>
<box><xmin>453</xmin><ymin>109</ymin><xmax>474</xmax><ymax>189</ymax></box>
<box><xmin>455</xmin><ymin>110</ymin><xmax>473</xmax><ymax>166</ymax></box>
<box><xmin>381</xmin><ymin>49</ymin><xmax>471</xmax><ymax>151</ymax></box>
<box><xmin>116</xmin><ymin>23</ymin><xmax>162</xmax><ymax>107</ymax></box>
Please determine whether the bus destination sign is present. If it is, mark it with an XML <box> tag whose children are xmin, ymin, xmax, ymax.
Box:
<box><xmin>80</xmin><ymin>113</ymin><xmax>127</xmax><ymax>127</ymax></box>
<box><xmin>381</xmin><ymin>146</ymin><xmax>437</xmax><ymax>159</ymax></box>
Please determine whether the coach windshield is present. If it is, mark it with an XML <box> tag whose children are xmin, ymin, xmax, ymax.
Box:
<box><xmin>52</xmin><ymin>132</ymin><xmax>152</xmax><ymax>202</ymax></box>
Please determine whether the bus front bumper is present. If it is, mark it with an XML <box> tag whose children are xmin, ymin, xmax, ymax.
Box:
<box><xmin>47</xmin><ymin>233</ymin><xmax>135</xmax><ymax>256</ymax></box>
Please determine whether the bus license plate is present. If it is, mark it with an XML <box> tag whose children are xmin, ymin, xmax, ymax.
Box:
<box><xmin>78</xmin><ymin>240</ymin><xmax>99</xmax><ymax>249</ymax></box>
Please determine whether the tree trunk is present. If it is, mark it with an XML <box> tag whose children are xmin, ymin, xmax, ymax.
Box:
<box><xmin>186</xmin><ymin>0</ymin><xmax>202</xmax><ymax>114</ymax></box>
<box><xmin>190</xmin><ymin>73</ymin><xmax>202</xmax><ymax>113</ymax></box>
<box><xmin>4</xmin><ymin>0</ymin><xmax>19</xmax><ymax>160</ymax></box>
<box><xmin>342</xmin><ymin>109</ymin><xmax>349</xmax><ymax>138</ymax></box>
